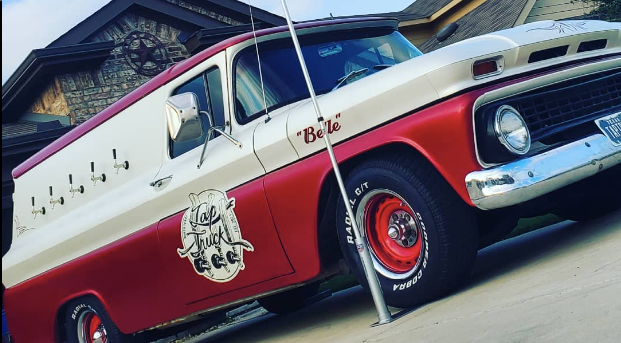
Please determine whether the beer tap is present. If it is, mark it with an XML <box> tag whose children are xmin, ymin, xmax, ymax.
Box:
<box><xmin>49</xmin><ymin>186</ymin><xmax>64</xmax><ymax>209</ymax></box>
<box><xmin>68</xmin><ymin>174</ymin><xmax>85</xmax><ymax>197</ymax></box>
<box><xmin>31</xmin><ymin>197</ymin><xmax>46</xmax><ymax>219</ymax></box>
<box><xmin>90</xmin><ymin>162</ymin><xmax>106</xmax><ymax>186</ymax></box>
<box><xmin>112</xmin><ymin>149</ymin><xmax>129</xmax><ymax>174</ymax></box>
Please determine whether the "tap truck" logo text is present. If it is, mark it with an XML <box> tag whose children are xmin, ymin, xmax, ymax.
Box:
<box><xmin>178</xmin><ymin>190</ymin><xmax>254</xmax><ymax>283</ymax></box>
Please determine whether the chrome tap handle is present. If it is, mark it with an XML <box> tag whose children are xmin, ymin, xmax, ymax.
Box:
<box><xmin>90</xmin><ymin>162</ymin><xmax>106</xmax><ymax>185</ymax></box>
<box><xmin>49</xmin><ymin>186</ymin><xmax>64</xmax><ymax>209</ymax></box>
<box><xmin>31</xmin><ymin>197</ymin><xmax>46</xmax><ymax>218</ymax></box>
<box><xmin>68</xmin><ymin>174</ymin><xmax>85</xmax><ymax>197</ymax></box>
<box><xmin>112</xmin><ymin>149</ymin><xmax>130</xmax><ymax>174</ymax></box>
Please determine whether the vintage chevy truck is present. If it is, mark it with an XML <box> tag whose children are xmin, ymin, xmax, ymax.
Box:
<box><xmin>3</xmin><ymin>18</ymin><xmax>621</xmax><ymax>343</ymax></box>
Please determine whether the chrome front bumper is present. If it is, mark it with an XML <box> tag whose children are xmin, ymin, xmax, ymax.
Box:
<box><xmin>466</xmin><ymin>134</ymin><xmax>621</xmax><ymax>210</ymax></box>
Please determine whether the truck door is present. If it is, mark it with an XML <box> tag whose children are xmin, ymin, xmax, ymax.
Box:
<box><xmin>150</xmin><ymin>52</ymin><xmax>293</xmax><ymax>306</ymax></box>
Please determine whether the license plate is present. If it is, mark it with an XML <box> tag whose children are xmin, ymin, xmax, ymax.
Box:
<box><xmin>595</xmin><ymin>113</ymin><xmax>621</xmax><ymax>146</ymax></box>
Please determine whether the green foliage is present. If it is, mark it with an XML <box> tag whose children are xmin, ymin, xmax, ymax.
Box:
<box><xmin>506</xmin><ymin>214</ymin><xmax>564</xmax><ymax>239</ymax></box>
<box><xmin>576</xmin><ymin>0</ymin><xmax>621</xmax><ymax>21</ymax></box>
<box><xmin>318</xmin><ymin>274</ymin><xmax>359</xmax><ymax>293</ymax></box>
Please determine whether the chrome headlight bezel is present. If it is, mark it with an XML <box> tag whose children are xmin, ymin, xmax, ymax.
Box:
<box><xmin>494</xmin><ymin>105</ymin><xmax>531</xmax><ymax>155</ymax></box>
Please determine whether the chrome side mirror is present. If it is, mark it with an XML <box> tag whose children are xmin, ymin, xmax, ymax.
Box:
<box><xmin>165</xmin><ymin>93</ymin><xmax>204</xmax><ymax>142</ymax></box>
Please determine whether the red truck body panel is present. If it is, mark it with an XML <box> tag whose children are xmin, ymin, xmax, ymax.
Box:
<box><xmin>7</xmin><ymin>21</ymin><xmax>608</xmax><ymax>343</ymax></box>
<box><xmin>4</xmin><ymin>87</ymin><xmax>485</xmax><ymax>342</ymax></box>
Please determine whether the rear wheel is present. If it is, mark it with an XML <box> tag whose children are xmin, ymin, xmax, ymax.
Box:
<box><xmin>336</xmin><ymin>155</ymin><xmax>478</xmax><ymax>308</ymax></box>
<box><xmin>65</xmin><ymin>297</ymin><xmax>130</xmax><ymax>343</ymax></box>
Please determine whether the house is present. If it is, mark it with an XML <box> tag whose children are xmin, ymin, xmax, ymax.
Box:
<box><xmin>417</xmin><ymin>0</ymin><xmax>599</xmax><ymax>52</ymax></box>
<box><xmin>1</xmin><ymin>0</ymin><xmax>285</xmax><ymax>256</ymax></box>
<box><xmin>343</xmin><ymin>0</ymin><xmax>598</xmax><ymax>52</ymax></box>
<box><xmin>395</xmin><ymin>0</ymin><xmax>598</xmax><ymax>51</ymax></box>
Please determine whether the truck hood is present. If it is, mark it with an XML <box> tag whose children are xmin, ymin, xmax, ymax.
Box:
<box><xmin>283</xmin><ymin>20</ymin><xmax>620</xmax><ymax>160</ymax></box>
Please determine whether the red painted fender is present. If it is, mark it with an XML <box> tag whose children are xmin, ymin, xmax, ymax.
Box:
<box><xmin>265</xmin><ymin>91</ymin><xmax>484</xmax><ymax>280</ymax></box>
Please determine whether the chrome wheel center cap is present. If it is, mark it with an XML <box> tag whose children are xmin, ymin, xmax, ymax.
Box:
<box><xmin>92</xmin><ymin>325</ymin><xmax>107</xmax><ymax>343</ymax></box>
<box><xmin>388</xmin><ymin>210</ymin><xmax>418</xmax><ymax>247</ymax></box>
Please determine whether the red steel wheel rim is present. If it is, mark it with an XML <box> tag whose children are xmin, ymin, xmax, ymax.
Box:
<box><xmin>81</xmin><ymin>312</ymin><xmax>107</xmax><ymax>343</ymax></box>
<box><xmin>364</xmin><ymin>193</ymin><xmax>423</xmax><ymax>273</ymax></box>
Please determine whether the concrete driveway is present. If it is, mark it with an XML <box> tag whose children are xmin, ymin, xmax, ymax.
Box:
<box><xmin>189</xmin><ymin>210</ymin><xmax>621</xmax><ymax>343</ymax></box>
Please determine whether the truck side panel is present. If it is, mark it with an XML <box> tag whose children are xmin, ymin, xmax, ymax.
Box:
<box><xmin>3</xmin><ymin>180</ymin><xmax>295</xmax><ymax>342</ymax></box>
<box><xmin>2</xmin><ymin>89</ymin><xmax>482</xmax><ymax>343</ymax></box>
<box><xmin>155</xmin><ymin>178</ymin><xmax>295</xmax><ymax>308</ymax></box>
<box><xmin>4</xmin><ymin>224</ymin><xmax>163</xmax><ymax>343</ymax></box>
<box><xmin>4</xmin><ymin>88</ymin><xmax>166</xmax><ymax>288</ymax></box>
<box><xmin>5</xmin><ymin>69</ymin><xmax>562</xmax><ymax>342</ymax></box>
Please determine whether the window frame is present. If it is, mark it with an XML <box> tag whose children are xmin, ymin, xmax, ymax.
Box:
<box><xmin>231</xmin><ymin>28</ymin><xmax>417</xmax><ymax>126</ymax></box>
<box><xmin>168</xmin><ymin>66</ymin><xmax>225</xmax><ymax>159</ymax></box>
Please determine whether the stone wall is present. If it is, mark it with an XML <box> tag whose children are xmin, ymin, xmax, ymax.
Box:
<box><xmin>28</xmin><ymin>3</ymin><xmax>238</xmax><ymax>124</ymax></box>
<box><xmin>167</xmin><ymin>0</ymin><xmax>245</xmax><ymax>25</ymax></box>
<box><xmin>64</xmin><ymin>13</ymin><xmax>191</xmax><ymax>124</ymax></box>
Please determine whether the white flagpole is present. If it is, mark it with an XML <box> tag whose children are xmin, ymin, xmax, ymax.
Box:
<box><xmin>278</xmin><ymin>0</ymin><xmax>392</xmax><ymax>325</ymax></box>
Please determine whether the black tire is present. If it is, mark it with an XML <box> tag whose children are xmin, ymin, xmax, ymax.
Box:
<box><xmin>336</xmin><ymin>155</ymin><xmax>478</xmax><ymax>308</ymax></box>
<box><xmin>65</xmin><ymin>297</ymin><xmax>130</xmax><ymax>343</ymax></box>
<box><xmin>258</xmin><ymin>283</ymin><xmax>319</xmax><ymax>315</ymax></box>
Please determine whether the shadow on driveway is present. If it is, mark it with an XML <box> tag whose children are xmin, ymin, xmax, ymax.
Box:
<box><xmin>191</xmin><ymin>210</ymin><xmax>621</xmax><ymax>343</ymax></box>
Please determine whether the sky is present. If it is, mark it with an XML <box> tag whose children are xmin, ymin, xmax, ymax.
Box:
<box><xmin>1</xmin><ymin>0</ymin><xmax>415</xmax><ymax>84</ymax></box>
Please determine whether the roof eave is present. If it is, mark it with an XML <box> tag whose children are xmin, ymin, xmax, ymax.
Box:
<box><xmin>2</xmin><ymin>41</ymin><xmax>116</xmax><ymax>121</ymax></box>
<box><xmin>183</xmin><ymin>23</ymin><xmax>265</xmax><ymax>55</ymax></box>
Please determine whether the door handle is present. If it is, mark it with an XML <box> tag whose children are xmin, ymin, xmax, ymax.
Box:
<box><xmin>150</xmin><ymin>175</ymin><xmax>173</xmax><ymax>188</ymax></box>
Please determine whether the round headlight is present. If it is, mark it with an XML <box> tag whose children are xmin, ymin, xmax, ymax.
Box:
<box><xmin>494</xmin><ymin>105</ymin><xmax>531</xmax><ymax>155</ymax></box>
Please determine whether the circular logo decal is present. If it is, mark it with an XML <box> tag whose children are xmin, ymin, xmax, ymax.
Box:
<box><xmin>177</xmin><ymin>190</ymin><xmax>254</xmax><ymax>283</ymax></box>
<box><xmin>122</xmin><ymin>31</ymin><xmax>168</xmax><ymax>76</ymax></box>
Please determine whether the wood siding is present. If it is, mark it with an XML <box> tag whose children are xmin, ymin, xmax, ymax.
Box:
<box><xmin>400</xmin><ymin>25</ymin><xmax>435</xmax><ymax>46</ymax></box>
<box><xmin>27</xmin><ymin>79</ymin><xmax>71</xmax><ymax>121</ymax></box>
<box><xmin>525</xmin><ymin>0</ymin><xmax>596</xmax><ymax>23</ymax></box>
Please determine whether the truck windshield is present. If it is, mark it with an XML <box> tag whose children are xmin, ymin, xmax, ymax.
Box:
<box><xmin>234</xmin><ymin>29</ymin><xmax>422</xmax><ymax>123</ymax></box>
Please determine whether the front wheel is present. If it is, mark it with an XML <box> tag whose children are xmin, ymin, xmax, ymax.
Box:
<box><xmin>336</xmin><ymin>155</ymin><xmax>478</xmax><ymax>308</ymax></box>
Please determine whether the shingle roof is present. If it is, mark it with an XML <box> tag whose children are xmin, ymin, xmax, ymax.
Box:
<box><xmin>311</xmin><ymin>0</ymin><xmax>455</xmax><ymax>23</ymax></box>
<box><xmin>402</xmin><ymin>0</ymin><xmax>454</xmax><ymax>18</ymax></box>
<box><xmin>417</xmin><ymin>0</ymin><xmax>529</xmax><ymax>53</ymax></box>
<box><xmin>2</xmin><ymin>122</ymin><xmax>38</xmax><ymax>139</ymax></box>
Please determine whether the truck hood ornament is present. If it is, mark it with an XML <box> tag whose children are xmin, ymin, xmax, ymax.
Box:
<box><xmin>177</xmin><ymin>190</ymin><xmax>254</xmax><ymax>283</ymax></box>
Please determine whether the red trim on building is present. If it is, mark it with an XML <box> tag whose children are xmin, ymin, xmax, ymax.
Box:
<box><xmin>11</xmin><ymin>17</ymin><xmax>390</xmax><ymax>179</ymax></box>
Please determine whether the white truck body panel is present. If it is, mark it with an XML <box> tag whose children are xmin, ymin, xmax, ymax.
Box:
<box><xmin>4</xmin><ymin>20</ymin><xmax>620</xmax><ymax>289</ymax></box>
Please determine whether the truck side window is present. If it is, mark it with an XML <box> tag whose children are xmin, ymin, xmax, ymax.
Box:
<box><xmin>169</xmin><ymin>68</ymin><xmax>225</xmax><ymax>158</ymax></box>
<box><xmin>205</xmin><ymin>68</ymin><xmax>226</xmax><ymax>129</ymax></box>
